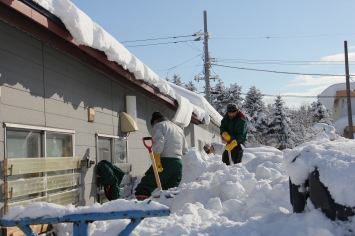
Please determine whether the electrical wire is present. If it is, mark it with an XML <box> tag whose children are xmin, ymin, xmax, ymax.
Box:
<box><xmin>210</xmin><ymin>32</ymin><xmax>355</xmax><ymax>40</ymax></box>
<box><xmin>212</xmin><ymin>63</ymin><xmax>355</xmax><ymax>77</ymax></box>
<box><xmin>214</xmin><ymin>58</ymin><xmax>355</xmax><ymax>66</ymax></box>
<box><xmin>120</xmin><ymin>34</ymin><xmax>194</xmax><ymax>43</ymax></box>
<box><xmin>160</xmin><ymin>54</ymin><xmax>203</xmax><ymax>78</ymax></box>
<box><xmin>189</xmin><ymin>56</ymin><xmax>203</xmax><ymax>81</ymax></box>
<box><xmin>124</xmin><ymin>39</ymin><xmax>199</xmax><ymax>47</ymax></box>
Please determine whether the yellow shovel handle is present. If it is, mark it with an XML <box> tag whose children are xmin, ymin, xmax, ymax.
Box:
<box><xmin>149</xmin><ymin>152</ymin><xmax>162</xmax><ymax>190</ymax></box>
<box><xmin>228</xmin><ymin>150</ymin><xmax>233</xmax><ymax>165</ymax></box>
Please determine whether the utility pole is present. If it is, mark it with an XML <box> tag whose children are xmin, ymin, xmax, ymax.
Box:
<box><xmin>203</xmin><ymin>10</ymin><xmax>211</xmax><ymax>103</ymax></box>
<box><xmin>344</xmin><ymin>41</ymin><xmax>354</xmax><ymax>139</ymax></box>
<box><xmin>194</xmin><ymin>10</ymin><xmax>218</xmax><ymax>103</ymax></box>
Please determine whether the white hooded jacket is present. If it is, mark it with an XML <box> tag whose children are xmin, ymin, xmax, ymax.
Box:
<box><xmin>151</xmin><ymin>120</ymin><xmax>189</xmax><ymax>158</ymax></box>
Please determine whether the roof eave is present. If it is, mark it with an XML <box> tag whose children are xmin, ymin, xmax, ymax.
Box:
<box><xmin>0</xmin><ymin>0</ymin><xmax>204</xmax><ymax>125</ymax></box>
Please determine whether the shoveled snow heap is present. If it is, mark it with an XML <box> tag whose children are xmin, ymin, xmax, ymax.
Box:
<box><xmin>4</xmin><ymin>134</ymin><xmax>355</xmax><ymax>235</ymax></box>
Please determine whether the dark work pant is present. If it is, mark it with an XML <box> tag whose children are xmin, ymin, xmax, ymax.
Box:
<box><xmin>222</xmin><ymin>144</ymin><xmax>243</xmax><ymax>165</ymax></box>
<box><xmin>135</xmin><ymin>158</ymin><xmax>182</xmax><ymax>197</ymax></box>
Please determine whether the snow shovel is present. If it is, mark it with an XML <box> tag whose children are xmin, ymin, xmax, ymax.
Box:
<box><xmin>142</xmin><ymin>137</ymin><xmax>162</xmax><ymax>191</ymax></box>
<box><xmin>226</xmin><ymin>140</ymin><xmax>234</xmax><ymax>165</ymax></box>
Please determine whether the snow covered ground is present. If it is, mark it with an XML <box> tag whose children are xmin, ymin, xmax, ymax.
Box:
<box><xmin>4</xmin><ymin>135</ymin><xmax>355</xmax><ymax>236</ymax></box>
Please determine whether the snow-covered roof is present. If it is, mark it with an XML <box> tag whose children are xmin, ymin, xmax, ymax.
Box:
<box><xmin>318</xmin><ymin>82</ymin><xmax>355</xmax><ymax>110</ymax></box>
<box><xmin>32</xmin><ymin>0</ymin><xmax>222</xmax><ymax>127</ymax></box>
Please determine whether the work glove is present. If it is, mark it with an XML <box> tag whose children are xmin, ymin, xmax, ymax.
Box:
<box><xmin>153</xmin><ymin>153</ymin><xmax>163</xmax><ymax>172</ymax></box>
<box><xmin>225</xmin><ymin>140</ymin><xmax>238</xmax><ymax>151</ymax></box>
<box><xmin>222</xmin><ymin>132</ymin><xmax>231</xmax><ymax>142</ymax></box>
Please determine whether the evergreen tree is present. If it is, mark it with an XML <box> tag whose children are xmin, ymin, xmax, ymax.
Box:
<box><xmin>310</xmin><ymin>99</ymin><xmax>333</xmax><ymax>125</ymax></box>
<box><xmin>267</xmin><ymin>95</ymin><xmax>295</xmax><ymax>150</ymax></box>
<box><xmin>210</xmin><ymin>79</ymin><xmax>229</xmax><ymax>115</ymax></box>
<box><xmin>172</xmin><ymin>74</ymin><xmax>183</xmax><ymax>86</ymax></box>
<box><xmin>243</xmin><ymin>86</ymin><xmax>267</xmax><ymax>146</ymax></box>
<box><xmin>226</xmin><ymin>83</ymin><xmax>244</xmax><ymax>109</ymax></box>
<box><xmin>184</xmin><ymin>81</ymin><xmax>197</xmax><ymax>92</ymax></box>
<box><xmin>243</xmin><ymin>86</ymin><xmax>266</xmax><ymax>117</ymax></box>
<box><xmin>288</xmin><ymin>102</ymin><xmax>314</xmax><ymax>146</ymax></box>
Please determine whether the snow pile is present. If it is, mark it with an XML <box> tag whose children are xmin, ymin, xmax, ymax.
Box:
<box><xmin>283</xmin><ymin>138</ymin><xmax>355</xmax><ymax>207</ymax></box>
<box><xmin>31</xmin><ymin>0</ymin><xmax>223</xmax><ymax>126</ymax></box>
<box><xmin>309</xmin><ymin>123</ymin><xmax>339</xmax><ymax>141</ymax></box>
<box><xmin>2</xmin><ymin>199</ymin><xmax>168</xmax><ymax>221</ymax></box>
<box><xmin>4</xmin><ymin>136</ymin><xmax>355</xmax><ymax>235</ymax></box>
<box><xmin>332</xmin><ymin>115</ymin><xmax>355</xmax><ymax>134</ymax></box>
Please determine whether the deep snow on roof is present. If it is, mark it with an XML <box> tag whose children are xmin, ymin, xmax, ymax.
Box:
<box><xmin>32</xmin><ymin>0</ymin><xmax>222</xmax><ymax>127</ymax></box>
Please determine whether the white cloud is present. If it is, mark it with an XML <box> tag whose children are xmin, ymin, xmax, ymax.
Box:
<box><xmin>281</xmin><ymin>85</ymin><xmax>329</xmax><ymax>97</ymax></box>
<box><xmin>311</xmin><ymin>52</ymin><xmax>355</xmax><ymax>65</ymax></box>
<box><xmin>287</xmin><ymin>74</ymin><xmax>345</xmax><ymax>87</ymax></box>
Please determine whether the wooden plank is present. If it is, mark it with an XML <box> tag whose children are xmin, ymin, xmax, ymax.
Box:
<box><xmin>4</xmin><ymin>224</ymin><xmax>53</xmax><ymax>236</ymax></box>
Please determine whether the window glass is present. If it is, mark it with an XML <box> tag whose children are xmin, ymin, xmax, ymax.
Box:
<box><xmin>98</xmin><ymin>138</ymin><xmax>111</xmax><ymax>162</ymax></box>
<box><xmin>113</xmin><ymin>139</ymin><xmax>127</xmax><ymax>164</ymax></box>
<box><xmin>7</xmin><ymin>130</ymin><xmax>41</xmax><ymax>158</ymax></box>
<box><xmin>46</xmin><ymin>132</ymin><xmax>73</xmax><ymax>157</ymax></box>
<box><xmin>5</xmin><ymin>128</ymin><xmax>75</xmax><ymax>203</ymax></box>
<box><xmin>6</xmin><ymin>129</ymin><xmax>42</xmax><ymax>197</ymax></box>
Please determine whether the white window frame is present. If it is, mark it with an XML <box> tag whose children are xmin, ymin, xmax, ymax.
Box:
<box><xmin>4</xmin><ymin>123</ymin><xmax>75</xmax><ymax>158</ymax></box>
<box><xmin>95</xmin><ymin>133</ymin><xmax>128</xmax><ymax>164</ymax></box>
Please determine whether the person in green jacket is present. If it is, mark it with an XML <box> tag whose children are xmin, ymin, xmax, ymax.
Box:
<box><xmin>220</xmin><ymin>103</ymin><xmax>248</xmax><ymax>165</ymax></box>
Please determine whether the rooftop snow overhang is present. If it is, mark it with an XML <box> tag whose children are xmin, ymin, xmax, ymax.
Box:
<box><xmin>0</xmin><ymin>0</ymin><xmax>204</xmax><ymax>125</ymax></box>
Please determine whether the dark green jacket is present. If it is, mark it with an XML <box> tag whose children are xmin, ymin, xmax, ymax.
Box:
<box><xmin>97</xmin><ymin>160</ymin><xmax>125</xmax><ymax>200</ymax></box>
<box><xmin>220</xmin><ymin>114</ymin><xmax>248</xmax><ymax>144</ymax></box>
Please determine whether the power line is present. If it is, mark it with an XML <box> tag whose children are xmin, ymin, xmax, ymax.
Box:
<box><xmin>254</xmin><ymin>94</ymin><xmax>348</xmax><ymax>98</ymax></box>
<box><xmin>212</xmin><ymin>63</ymin><xmax>355</xmax><ymax>76</ymax></box>
<box><xmin>189</xmin><ymin>56</ymin><xmax>203</xmax><ymax>81</ymax></box>
<box><xmin>210</xmin><ymin>32</ymin><xmax>355</xmax><ymax>40</ymax></box>
<box><xmin>161</xmin><ymin>54</ymin><xmax>203</xmax><ymax>78</ymax></box>
<box><xmin>215</xmin><ymin>58</ymin><xmax>355</xmax><ymax>66</ymax></box>
<box><xmin>120</xmin><ymin>34</ymin><xmax>193</xmax><ymax>43</ymax></box>
<box><xmin>125</xmin><ymin>39</ymin><xmax>198</xmax><ymax>47</ymax></box>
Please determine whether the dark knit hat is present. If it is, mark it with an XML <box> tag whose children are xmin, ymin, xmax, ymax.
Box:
<box><xmin>227</xmin><ymin>103</ymin><xmax>238</xmax><ymax>112</ymax></box>
<box><xmin>151</xmin><ymin>111</ymin><xmax>164</xmax><ymax>125</ymax></box>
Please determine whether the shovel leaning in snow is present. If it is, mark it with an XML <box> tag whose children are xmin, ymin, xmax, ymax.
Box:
<box><xmin>226</xmin><ymin>140</ymin><xmax>234</xmax><ymax>165</ymax></box>
<box><xmin>142</xmin><ymin>137</ymin><xmax>162</xmax><ymax>191</ymax></box>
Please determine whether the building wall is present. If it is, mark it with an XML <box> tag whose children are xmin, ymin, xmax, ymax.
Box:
<box><xmin>191</xmin><ymin>123</ymin><xmax>222</xmax><ymax>152</ymax></box>
<box><xmin>0</xmin><ymin>19</ymin><xmax>220</xmax><ymax>215</ymax></box>
<box><xmin>332</xmin><ymin>97</ymin><xmax>355</xmax><ymax>123</ymax></box>
<box><xmin>0</xmin><ymin>19</ymin><xmax>177</xmax><ymax>210</ymax></box>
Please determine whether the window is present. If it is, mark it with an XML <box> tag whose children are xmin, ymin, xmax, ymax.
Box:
<box><xmin>4</xmin><ymin>123</ymin><xmax>75</xmax><ymax>202</ymax></box>
<box><xmin>97</xmin><ymin>134</ymin><xmax>127</xmax><ymax>164</ymax></box>
<box><xmin>46</xmin><ymin>132</ymin><xmax>73</xmax><ymax>157</ymax></box>
<box><xmin>7</xmin><ymin>129</ymin><xmax>42</xmax><ymax>158</ymax></box>
<box><xmin>96</xmin><ymin>134</ymin><xmax>129</xmax><ymax>203</ymax></box>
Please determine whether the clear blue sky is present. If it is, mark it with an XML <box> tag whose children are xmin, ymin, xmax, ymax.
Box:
<box><xmin>70</xmin><ymin>0</ymin><xmax>355</xmax><ymax>108</ymax></box>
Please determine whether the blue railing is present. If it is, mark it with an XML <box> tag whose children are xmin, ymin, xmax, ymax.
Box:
<box><xmin>0</xmin><ymin>209</ymin><xmax>170</xmax><ymax>236</ymax></box>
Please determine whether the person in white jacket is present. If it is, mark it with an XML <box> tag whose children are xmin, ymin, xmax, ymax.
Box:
<box><xmin>135</xmin><ymin>111</ymin><xmax>189</xmax><ymax>200</ymax></box>
<box><xmin>204</xmin><ymin>142</ymin><xmax>225</xmax><ymax>155</ymax></box>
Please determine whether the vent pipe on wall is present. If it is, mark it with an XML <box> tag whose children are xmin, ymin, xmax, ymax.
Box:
<box><xmin>126</xmin><ymin>96</ymin><xmax>137</xmax><ymax>124</ymax></box>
